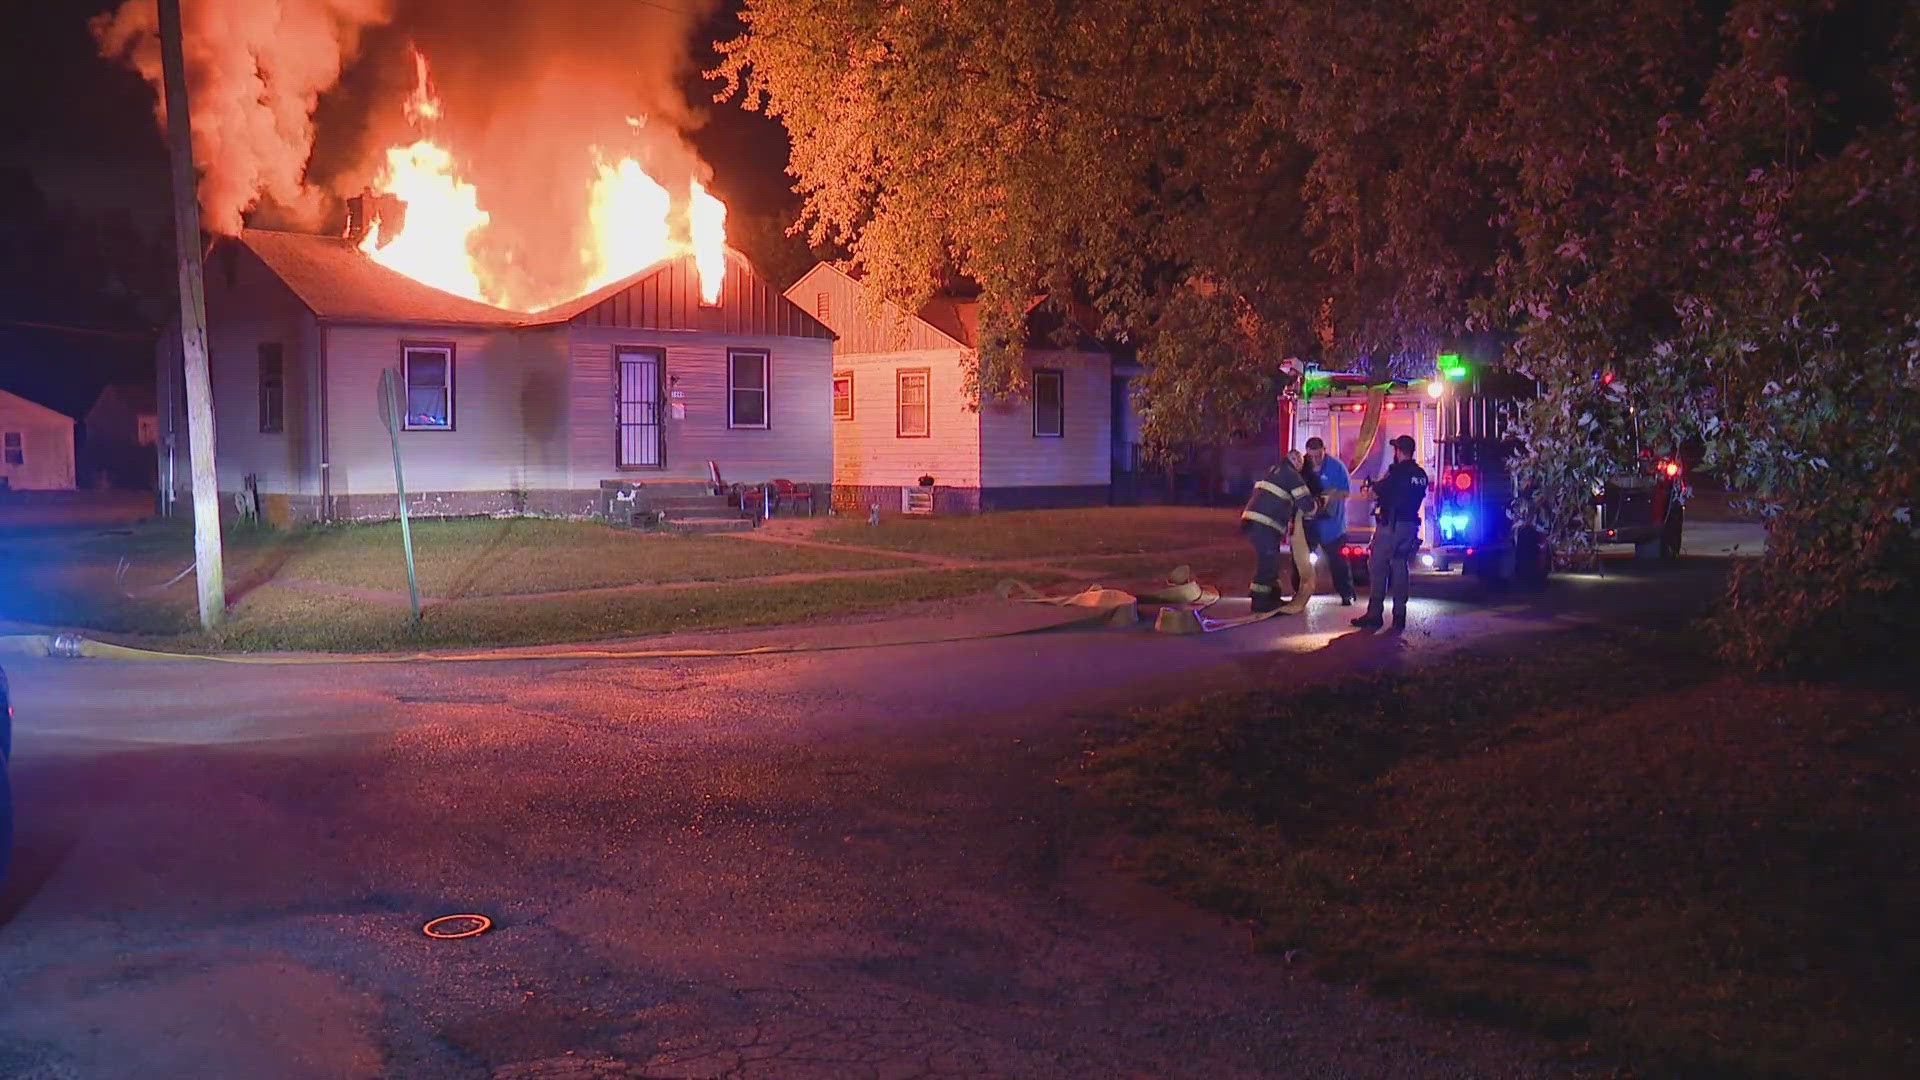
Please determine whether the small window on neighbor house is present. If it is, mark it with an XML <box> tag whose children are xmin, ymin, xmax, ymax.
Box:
<box><xmin>3</xmin><ymin>432</ymin><xmax>21</xmax><ymax>466</ymax></box>
<box><xmin>896</xmin><ymin>369</ymin><xmax>930</xmax><ymax>438</ymax></box>
<box><xmin>402</xmin><ymin>345</ymin><xmax>454</xmax><ymax>430</ymax></box>
<box><xmin>258</xmin><ymin>343</ymin><xmax>285</xmax><ymax>433</ymax></box>
<box><xmin>815</xmin><ymin>291</ymin><xmax>830</xmax><ymax>322</ymax></box>
<box><xmin>832</xmin><ymin>371</ymin><xmax>853</xmax><ymax>420</ymax></box>
<box><xmin>1032</xmin><ymin>369</ymin><xmax>1064</xmax><ymax>437</ymax></box>
<box><xmin>729</xmin><ymin>349</ymin><xmax>769</xmax><ymax>429</ymax></box>
<box><xmin>137</xmin><ymin>415</ymin><xmax>160</xmax><ymax>447</ymax></box>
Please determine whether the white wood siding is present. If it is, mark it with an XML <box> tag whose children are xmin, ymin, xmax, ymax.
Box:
<box><xmin>978</xmin><ymin>351</ymin><xmax>1112</xmax><ymax>488</ymax></box>
<box><xmin>831</xmin><ymin>349</ymin><xmax>981</xmax><ymax>489</ymax></box>
<box><xmin>567</xmin><ymin>327</ymin><xmax>833</xmax><ymax>486</ymax></box>
<box><xmin>321</xmin><ymin>324</ymin><xmax>570</xmax><ymax>499</ymax></box>
<box><xmin>0</xmin><ymin>392</ymin><xmax>75</xmax><ymax>491</ymax></box>
<box><xmin>203</xmin><ymin>243</ymin><xmax>320</xmax><ymax>495</ymax></box>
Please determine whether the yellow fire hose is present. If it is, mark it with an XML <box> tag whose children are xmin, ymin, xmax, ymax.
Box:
<box><xmin>0</xmin><ymin>564</ymin><xmax>1297</xmax><ymax>665</ymax></box>
<box><xmin>1343</xmin><ymin>387</ymin><xmax>1389</xmax><ymax>475</ymax></box>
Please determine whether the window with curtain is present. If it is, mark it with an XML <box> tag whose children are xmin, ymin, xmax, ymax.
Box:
<box><xmin>896</xmin><ymin>369</ymin><xmax>930</xmax><ymax>437</ymax></box>
<box><xmin>832</xmin><ymin>371</ymin><xmax>853</xmax><ymax>420</ymax></box>
<box><xmin>402</xmin><ymin>345</ymin><xmax>454</xmax><ymax>430</ymax></box>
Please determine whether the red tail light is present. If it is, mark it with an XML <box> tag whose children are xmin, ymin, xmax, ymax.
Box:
<box><xmin>1453</xmin><ymin>470</ymin><xmax>1475</xmax><ymax>492</ymax></box>
<box><xmin>1662</xmin><ymin>460</ymin><xmax>1681</xmax><ymax>478</ymax></box>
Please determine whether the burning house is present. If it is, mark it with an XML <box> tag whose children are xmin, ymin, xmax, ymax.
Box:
<box><xmin>156</xmin><ymin>210</ymin><xmax>833</xmax><ymax>525</ymax></box>
<box><xmin>124</xmin><ymin>30</ymin><xmax>834</xmax><ymax>526</ymax></box>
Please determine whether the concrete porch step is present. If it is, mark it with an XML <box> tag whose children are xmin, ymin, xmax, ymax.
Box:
<box><xmin>649</xmin><ymin>494</ymin><xmax>736</xmax><ymax>512</ymax></box>
<box><xmin>668</xmin><ymin>515</ymin><xmax>755</xmax><ymax>534</ymax></box>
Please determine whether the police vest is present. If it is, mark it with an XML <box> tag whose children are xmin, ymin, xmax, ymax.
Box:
<box><xmin>1376</xmin><ymin>462</ymin><xmax>1430</xmax><ymax>525</ymax></box>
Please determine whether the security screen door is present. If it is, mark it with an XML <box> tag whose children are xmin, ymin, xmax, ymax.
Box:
<box><xmin>616</xmin><ymin>347</ymin><xmax>663</xmax><ymax>468</ymax></box>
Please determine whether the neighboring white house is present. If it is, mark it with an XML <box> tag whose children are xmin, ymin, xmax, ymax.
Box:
<box><xmin>0</xmin><ymin>387</ymin><xmax>76</xmax><ymax>492</ymax></box>
<box><xmin>788</xmin><ymin>262</ymin><xmax>1114</xmax><ymax>513</ymax></box>
<box><xmin>159</xmin><ymin>228</ymin><xmax>835</xmax><ymax>525</ymax></box>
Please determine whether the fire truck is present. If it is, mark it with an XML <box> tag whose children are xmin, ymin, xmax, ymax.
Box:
<box><xmin>1286</xmin><ymin>358</ymin><xmax>1687</xmax><ymax>589</ymax></box>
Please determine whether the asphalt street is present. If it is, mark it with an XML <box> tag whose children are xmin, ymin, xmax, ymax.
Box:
<box><xmin>0</xmin><ymin>541</ymin><xmax>1754</xmax><ymax>1080</ymax></box>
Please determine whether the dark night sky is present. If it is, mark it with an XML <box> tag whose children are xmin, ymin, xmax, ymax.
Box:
<box><xmin>0</xmin><ymin>0</ymin><xmax>794</xmax><ymax>418</ymax></box>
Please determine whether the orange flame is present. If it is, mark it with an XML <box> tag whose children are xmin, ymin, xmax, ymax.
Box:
<box><xmin>690</xmin><ymin>180</ymin><xmax>728</xmax><ymax>305</ymax></box>
<box><xmin>402</xmin><ymin>49</ymin><xmax>441</xmax><ymax>126</ymax></box>
<box><xmin>360</xmin><ymin>48</ymin><xmax>728</xmax><ymax>312</ymax></box>
<box><xmin>582</xmin><ymin>155</ymin><xmax>673</xmax><ymax>295</ymax></box>
<box><xmin>359</xmin><ymin>140</ymin><xmax>490</xmax><ymax>304</ymax></box>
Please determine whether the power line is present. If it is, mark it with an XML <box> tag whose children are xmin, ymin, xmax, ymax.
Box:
<box><xmin>0</xmin><ymin>319</ymin><xmax>154</xmax><ymax>341</ymax></box>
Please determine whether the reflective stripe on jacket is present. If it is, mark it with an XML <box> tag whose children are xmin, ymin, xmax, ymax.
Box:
<box><xmin>1241</xmin><ymin>462</ymin><xmax>1310</xmax><ymax>533</ymax></box>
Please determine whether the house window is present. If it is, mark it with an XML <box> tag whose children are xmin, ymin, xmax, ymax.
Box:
<box><xmin>402</xmin><ymin>345</ymin><xmax>454</xmax><ymax>431</ymax></box>
<box><xmin>896</xmin><ymin>369</ymin><xmax>930</xmax><ymax>438</ymax></box>
<box><xmin>137</xmin><ymin>415</ymin><xmax>159</xmax><ymax>447</ymax></box>
<box><xmin>258</xmin><ymin>343</ymin><xmax>285</xmax><ymax>433</ymax></box>
<box><xmin>1032</xmin><ymin>368</ymin><xmax>1064</xmax><ymax>437</ymax></box>
<box><xmin>832</xmin><ymin>371</ymin><xmax>853</xmax><ymax>420</ymax></box>
<box><xmin>815</xmin><ymin>291</ymin><xmax>830</xmax><ymax>322</ymax></box>
<box><xmin>728</xmin><ymin>349</ymin><xmax>769</xmax><ymax>429</ymax></box>
<box><xmin>3</xmin><ymin>432</ymin><xmax>21</xmax><ymax>466</ymax></box>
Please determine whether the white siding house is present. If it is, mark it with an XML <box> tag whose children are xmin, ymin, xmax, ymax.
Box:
<box><xmin>0</xmin><ymin>388</ymin><xmax>76</xmax><ymax>492</ymax></box>
<box><xmin>789</xmin><ymin>263</ymin><xmax>1113</xmax><ymax>513</ymax></box>
<box><xmin>160</xmin><ymin>229</ymin><xmax>833</xmax><ymax>525</ymax></box>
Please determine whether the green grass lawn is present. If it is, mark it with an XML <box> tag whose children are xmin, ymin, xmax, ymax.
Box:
<box><xmin>182</xmin><ymin>567</ymin><xmax>1038</xmax><ymax>653</ymax></box>
<box><xmin>1083</xmin><ymin>627</ymin><xmax>1919</xmax><ymax>1078</ymax></box>
<box><xmin>814</xmin><ymin>506</ymin><xmax>1241</xmax><ymax>561</ymax></box>
<box><xmin>267</xmin><ymin>518</ymin><xmax>907</xmax><ymax>597</ymax></box>
<box><xmin>0</xmin><ymin>516</ymin><xmax>957</xmax><ymax>650</ymax></box>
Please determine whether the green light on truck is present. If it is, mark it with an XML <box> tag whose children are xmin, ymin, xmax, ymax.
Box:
<box><xmin>1438</xmin><ymin>353</ymin><xmax>1468</xmax><ymax>379</ymax></box>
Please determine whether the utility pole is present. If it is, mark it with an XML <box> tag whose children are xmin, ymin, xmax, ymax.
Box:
<box><xmin>157</xmin><ymin>0</ymin><xmax>226</xmax><ymax>627</ymax></box>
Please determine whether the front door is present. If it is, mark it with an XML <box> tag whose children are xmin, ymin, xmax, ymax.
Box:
<box><xmin>616</xmin><ymin>347</ymin><xmax>663</xmax><ymax>468</ymax></box>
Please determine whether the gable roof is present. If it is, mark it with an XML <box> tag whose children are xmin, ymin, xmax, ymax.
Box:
<box><xmin>0</xmin><ymin>387</ymin><xmax>74</xmax><ymax>424</ymax></box>
<box><xmin>527</xmin><ymin>248</ymin><xmax>833</xmax><ymax>339</ymax></box>
<box><xmin>88</xmin><ymin>383</ymin><xmax>158</xmax><ymax>416</ymax></box>
<box><xmin>789</xmin><ymin>262</ymin><xmax>1103</xmax><ymax>352</ymax></box>
<box><xmin>236</xmin><ymin>230</ymin><xmax>523</xmax><ymax>327</ymax></box>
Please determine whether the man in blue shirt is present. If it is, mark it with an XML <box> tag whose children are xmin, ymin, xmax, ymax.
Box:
<box><xmin>1302</xmin><ymin>437</ymin><xmax>1356</xmax><ymax>605</ymax></box>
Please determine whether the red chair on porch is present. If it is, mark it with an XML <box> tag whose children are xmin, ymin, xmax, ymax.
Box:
<box><xmin>709</xmin><ymin>460</ymin><xmax>768</xmax><ymax>521</ymax></box>
<box><xmin>771</xmin><ymin>478</ymin><xmax>816</xmax><ymax>516</ymax></box>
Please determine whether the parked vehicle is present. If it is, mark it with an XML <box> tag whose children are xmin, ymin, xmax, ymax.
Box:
<box><xmin>1595</xmin><ymin>455</ymin><xmax>1689</xmax><ymax>560</ymax></box>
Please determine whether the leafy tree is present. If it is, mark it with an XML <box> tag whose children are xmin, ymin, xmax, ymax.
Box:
<box><xmin>720</xmin><ymin>0</ymin><xmax>1919</xmax><ymax>669</ymax></box>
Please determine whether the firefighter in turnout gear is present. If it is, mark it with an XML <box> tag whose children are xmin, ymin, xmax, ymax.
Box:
<box><xmin>1241</xmin><ymin>450</ymin><xmax>1320</xmax><ymax>614</ymax></box>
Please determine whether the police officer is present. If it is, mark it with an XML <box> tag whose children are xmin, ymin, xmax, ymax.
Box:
<box><xmin>1352</xmin><ymin>434</ymin><xmax>1429</xmax><ymax>630</ymax></box>
<box><xmin>1242</xmin><ymin>449</ymin><xmax>1318</xmax><ymax>613</ymax></box>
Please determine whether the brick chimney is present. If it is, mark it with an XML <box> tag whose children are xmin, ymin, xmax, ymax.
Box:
<box><xmin>343</xmin><ymin>188</ymin><xmax>408</xmax><ymax>247</ymax></box>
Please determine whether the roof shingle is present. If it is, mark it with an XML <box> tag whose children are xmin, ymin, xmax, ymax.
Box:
<box><xmin>237</xmin><ymin>230</ymin><xmax>523</xmax><ymax>326</ymax></box>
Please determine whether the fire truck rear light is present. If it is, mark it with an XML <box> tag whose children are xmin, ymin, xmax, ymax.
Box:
<box><xmin>1663</xmin><ymin>461</ymin><xmax>1681</xmax><ymax>477</ymax></box>
<box><xmin>1453</xmin><ymin>471</ymin><xmax>1474</xmax><ymax>491</ymax></box>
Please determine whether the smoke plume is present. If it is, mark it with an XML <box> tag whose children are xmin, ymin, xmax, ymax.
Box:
<box><xmin>92</xmin><ymin>0</ymin><xmax>393</xmax><ymax>234</ymax></box>
<box><xmin>94</xmin><ymin>0</ymin><xmax>725</xmax><ymax>309</ymax></box>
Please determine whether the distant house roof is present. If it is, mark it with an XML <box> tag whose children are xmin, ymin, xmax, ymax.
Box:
<box><xmin>88</xmin><ymin>382</ymin><xmax>158</xmax><ymax>416</ymax></box>
<box><xmin>798</xmin><ymin>262</ymin><xmax>1100</xmax><ymax>351</ymax></box>
<box><xmin>236</xmin><ymin>230</ymin><xmax>523</xmax><ymax>327</ymax></box>
<box><xmin>0</xmin><ymin>387</ymin><xmax>74</xmax><ymax>424</ymax></box>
